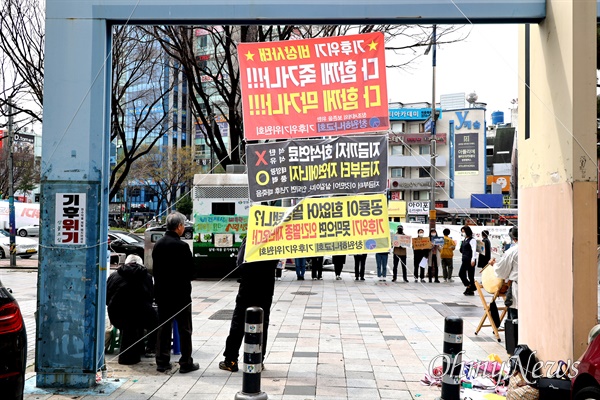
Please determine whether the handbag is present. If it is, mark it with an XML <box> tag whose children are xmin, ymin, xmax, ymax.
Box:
<box><xmin>506</xmin><ymin>372</ymin><xmax>539</xmax><ymax>400</ymax></box>
<box><xmin>481</xmin><ymin>264</ymin><xmax>505</xmax><ymax>294</ymax></box>
<box><xmin>538</xmin><ymin>361</ymin><xmax>571</xmax><ymax>400</ymax></box>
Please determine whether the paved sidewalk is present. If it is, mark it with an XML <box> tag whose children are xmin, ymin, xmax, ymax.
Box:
<box><xmin>0</xmin><ymin>261</ymin><xmax>515</xmax><ymax>400</ymax></box>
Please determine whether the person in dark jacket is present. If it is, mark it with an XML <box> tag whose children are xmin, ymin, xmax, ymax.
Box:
<box><xmin>219</xmin><ymin>237</ymin><xmax>278</xmax><ymax>372</ymax></box>
<box><xmin>152</xmin><ymin>212</ymin><xmax>199</xmax><ymax>373</ymax></box>
<box><xmin>332</xmin><ymin>254</ymin><xmax>346</xmax><ymax>280</ymax></box>
<box><xmin>353</xmin><ymin>253</ymin><xmax>367</xmax><ymax>280</ymax></box>
<box><xmin>106</xmin><ymin>254</ymin><xmax>158</xmax><ymax>365</ymax></box>
<box><xmin>311</xmin><ymin>256</ymin><xmax>324</xmax><ymax>280</ymax></box>
<box><xmin>392</xmin><ymin>225</ymin><xmax>408</xmax><ymax>282</ymax></box>
<box><xmin>478</xmin><ymin>230</ymin><xmax>492</xmax><ymax>268</ymax></box>
<box><xmin>459</xmin><ymin>225</ymin><xmax>479</xmax><ymax>296</ymax></box>
<box><xmin>413</xmin><ymin>229</ymin><xmax>430</xmax><ymax>282</ymax></box>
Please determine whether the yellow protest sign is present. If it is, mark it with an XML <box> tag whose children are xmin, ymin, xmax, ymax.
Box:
<box><xmin>245</xmin><ymin>194</ymin><xmax>390</xmax><ymax>262</ymax></box>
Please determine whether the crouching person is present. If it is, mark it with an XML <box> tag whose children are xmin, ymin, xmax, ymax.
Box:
<box><xmin>106</xmin><ymin>254</ymin><xmax>158</xmax><ymax>365</ymax></box>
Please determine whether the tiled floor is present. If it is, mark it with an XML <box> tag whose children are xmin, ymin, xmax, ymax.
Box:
<box><xmin>0</xmin><ymin>263</ymin><xmax>538</xmax><ymax>399</ymax></box>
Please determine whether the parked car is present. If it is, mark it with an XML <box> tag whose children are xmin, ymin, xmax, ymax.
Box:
<box><xmin>17</xmin><ymin>224</ymin><xmax>39</xmax><ymax>237</ymax></box>
<box><xmin>146</xmin><ymin>222</ymin><xmax>194</xmax><ymax>240</ymax></box>
<box><xmin>110</xmin><ymin>230</ymin><xmax>144</xmax><ymax>244</ymax></box>
<box><xmin>572</xmin><ymin>324</ymin><xmax>600</xmax><ymax>399</ymax></box>
<box><xmin>0</xmin><ymin>230</ymin><xmax>38</xmax><ymax>259</ymax></box>
<box><xmin>0</xmin><ymin>280</ymin><xmax>27</xmax><ymax>399</ymax></box>
<box><xmin>108</xmin><ymin>232</ymin><xmax>144</xmax><ymax>258</ymax></box>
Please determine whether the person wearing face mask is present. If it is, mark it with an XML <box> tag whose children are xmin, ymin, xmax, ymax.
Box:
<box><xmin>392</xmin><ymin>226</ymin><xmax>408</xmax><ymax>282</ymax></box>
<box><xmin>458</xmin><ymin>225</ymin><xmax>479</xmax><ymax>296</ymax></box>
<box><xmin>413</xmin><ymin>228</ymin><xmax>429</xmax><ymax>282</ymax></box>
<box><xmin>490</xmin><ymin>226</ymin><xmax>519</xmax><ymax>320</ymax></box>
<box><xmin>428</xmin><ymin>228</ymin><xmax>442</xmax><ymax>283</ymax></box>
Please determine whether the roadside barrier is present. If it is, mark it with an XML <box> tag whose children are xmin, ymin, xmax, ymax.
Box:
<box><xmin>235</xmin><ymin>307</ymin><xmax>267</xmax><ymax>400</ymax></box>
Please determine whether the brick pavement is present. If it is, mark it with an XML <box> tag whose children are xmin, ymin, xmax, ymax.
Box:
<box><xmin>0</xmin><ymin>257</ymin><xmax>519</xmax><ymax>400</ymax></box>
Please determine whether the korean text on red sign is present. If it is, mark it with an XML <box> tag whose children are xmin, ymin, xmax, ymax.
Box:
<box><xmin>238</xmin><ymin>32</ymin><xmax>389</xmax><ymax>140</ymax></box>
<box><xmin>55</xmin><ymin>193</ymin><xmax>86</xmax><ymax>245</ymax></box>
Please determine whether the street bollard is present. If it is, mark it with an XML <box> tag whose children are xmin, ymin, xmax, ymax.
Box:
<box><xmin>439</xmin><ymin>316</ymin><xmax>463</xmax><ymax>400</ymax></box>
<box><xmin>234</xmin><ymin>307</ymin><xmax>268</xmax><ymax>400</ymax></box>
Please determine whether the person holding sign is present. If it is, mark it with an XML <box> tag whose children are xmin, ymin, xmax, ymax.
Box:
<box><xmin>459</xmin><ymin>225</ymin><xmax>479</xmax><ymax>296</ymax></box>
<box><xmin>440</xmin><ymin>228</ymin><xmax>456</xmax><ymax>282</ymax></box>
<box><xmin>354</xmin><ymin>254</ymin><xmax>367</xmax><ymax>281</ymax></box>
<box><xmin>412</xmin><ymin>229</ymin><xmax>430</xmax><ymax>283</ymax></box>
<box><xmin>392</xmin><ymin>226</ymin><xmax>409</xmax><ymax>282</ymax></box>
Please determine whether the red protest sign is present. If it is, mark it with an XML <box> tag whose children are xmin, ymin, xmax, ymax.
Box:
<box><xmin>238</xmin><ymin>32</ymin><xmax>389</xmax><ymax>140</ymax></box>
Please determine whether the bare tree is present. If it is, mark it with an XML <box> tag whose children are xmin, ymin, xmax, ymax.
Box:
<box><xmin>109</xmin><ymin>25</ymin><xmax>176</xmax><ymax>199</ymax></box>
<box><xmin>0</xmin><ymin>138</ymin><xmax>39</xmax><ymax>198</ymax></box>
<box><xmin>130</xmin><ymin>146</ymin><xmax>200</xmax><ymax>214</ymax></box>
<box><xmin>151</xmin><ymin>24</ymin><xmax>466</xmax><ymax>169</ymax></box>
<box><xmin>0</xmin><ymin>0</ymin><xmax>44</xmax><ymax>128</ymax></box>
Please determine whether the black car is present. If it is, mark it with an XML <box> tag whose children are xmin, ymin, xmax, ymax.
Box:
<box><xmin>0</xmin><ymin>280</ymin><xmax>27</xmax><ymax>399</ymax></box>
<box><xmin>108</xmin><ymin>232</ymin><xmax>145</xmax><ymax>258</ymax></box>
<box><xmin>146</xmin><ymin>222</ymin><xmax>194</xmax><ymax>240</ymax></box>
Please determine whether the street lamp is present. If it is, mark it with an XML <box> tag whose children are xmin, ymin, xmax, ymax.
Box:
<box><xmin>425</xmin><ymin>25</ymin><xmax>438</xmax><ymax>231</ymax></box>
<box><xmin>3</xmin><ymin>99</ymin><xmax>16</xmax><ymax>267</ymax></box>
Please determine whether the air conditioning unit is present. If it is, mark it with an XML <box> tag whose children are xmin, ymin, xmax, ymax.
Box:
<box><xmin>226</xmin><ymin>164</ymin><xmax>246</xmax><ymax>174</ymax></box>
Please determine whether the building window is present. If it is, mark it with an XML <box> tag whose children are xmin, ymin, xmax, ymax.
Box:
<box><xmin>391</xmin><ymin>145</ymin><xmax>404</xmax><ymax>156</ymax></box>
<box><xmin>419</xmin><ymin>145</ymin><xmax>430</xmax><ymax>155</ymax></box>
<box><xmin>391</xmin><ymin>122</ymin><xmax>405</xmax><ymax>133</ymax></box>
<box><xmin>419</xmin><ymin>167</ymin><xmax>430</xmax><ymax>178</ymax></box>
<box><xmin>413</xmin><ymin>191</ymin><xmax>430</xmax><ymax>201</ymax></box>
<box><xmin>390</xmin><ymin>168</ymin><xmax>404</xmax><ymax>178</ymax></box>
<box><xmin>418</xmin><ymin>123</ymin><xmax>425</xmax><ymax>133</ymax></box>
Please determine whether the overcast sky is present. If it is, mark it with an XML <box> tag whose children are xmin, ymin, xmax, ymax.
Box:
<box><xmin>386</xmin><ymin>24</ymin><xmax>519</xmax><ymax>125</ymax></box>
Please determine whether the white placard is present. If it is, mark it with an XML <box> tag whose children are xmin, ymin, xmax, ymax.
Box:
<box><xmin>55</xmin><ymin>193</ymin><xmax>86</xmax><ymax>245</ymax></box>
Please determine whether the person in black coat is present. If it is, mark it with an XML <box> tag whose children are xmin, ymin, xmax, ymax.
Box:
<box><xmin>106</xmin><ymin>254</ymin><xmax>158</xmax><ymax>365</ymax></box>
<box><xmin>219</xmin><ymin>237</ymin><xmax>278</xmax><ymax>372</ymax></box>
<box><xmin>311</xmin><ymin>256</ymin><xmax>324</xmax><ymax>280</ymax></box>
<box><xmin>478</xmin><ymin>230</ymin><xmax>492</xmax><ymax>268</ymax></box>
<box><xmin>332</xmin><ymin>254</ymin><xmax>346</xmax><ymax>280</ymax></box>
<box><xmin>152</xmin><ymin>212</ymin><xmax>199</xmax><ymax>373</ymax></box>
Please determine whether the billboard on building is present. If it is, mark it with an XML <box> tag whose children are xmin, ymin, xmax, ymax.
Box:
<box><xmin>246</xmin><ymin>135</ymin><xmax>388</xmax><ymax>202</ymax></box>
<box><xmin>238</xmin><ymin>32</ymin><xmax>389</xmax><ymax>140</ymax></box>
<box><xmin>455</xmin><ymin>132</ymin><xmax>479</xmax><ymax>175</ymax></box>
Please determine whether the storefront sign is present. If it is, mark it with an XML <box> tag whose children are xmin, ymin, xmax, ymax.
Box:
<box><xmin>390</xmin><ymin>179</ymin><xmax>446</xmax><ymax>190</ymax></box>
<box><xmin>245</xmin><ymin>194</ymin><xmax>390</xmax><ymax>262</ymax></box>
<box><xmin>407</xmin><ymin>201</ymin><xmax>430</xmax><ymax>215</ymax></box>
<box><xmin>388</xmin><ymin>108</ymin><xmax>442</xmax><ymax>121</ymax></box>
<box><xmin>388</xmin><ymin>133</ymin><xmax>446</xmax><ymax>145</ymax></box>
<box><xmin>246</xmin><ymin>135</ymin><xmax>387</xmax><ymax>202</ymax></box>
<box><xmin>239</xmin><ymin>32</ymin><xmax>389</xmax><ymax>140</ymax></box>
<box><xmin>455</xmin><ymin>132</ymin><xmax>479</xmax><ymax>176</ymax></box>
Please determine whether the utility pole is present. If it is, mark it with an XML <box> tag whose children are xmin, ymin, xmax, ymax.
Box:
<box><xmin>429</xmin><ymin>25</ymin><xmax>437</xmax><ymax>232</ymax></box>
<box><xmin>7</xmin><ymin>99</ymin><xmax>16</xmax><ymax>267</ymax></box>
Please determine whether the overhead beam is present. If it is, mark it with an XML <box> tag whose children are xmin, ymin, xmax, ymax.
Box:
<box><xmin>47</xmin><ymin>0</ymin><xmax>546</xmax><ymax>24</ymax></box>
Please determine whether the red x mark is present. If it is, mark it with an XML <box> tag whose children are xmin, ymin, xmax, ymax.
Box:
<box><xmin>255</xmin><ymin>150</ymin><xmax>267</xmax><ymax>166</ymax></box>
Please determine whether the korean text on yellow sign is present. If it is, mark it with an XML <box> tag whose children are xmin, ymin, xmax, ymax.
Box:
<box><xmin>245</xmin><ymin>194</ymin><xmax>390</xmax><ymax>262</ymax></box>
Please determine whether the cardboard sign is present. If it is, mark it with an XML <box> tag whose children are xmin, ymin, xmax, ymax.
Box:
<box><xmin>411</xmin><ymin>237</ymin><xmax>432</xmax><ymax>250</ymax></box>
<box><xmin>392</xmin><ymin>234</ymin><xmax>412</xmax><ymax>248</ymax></box>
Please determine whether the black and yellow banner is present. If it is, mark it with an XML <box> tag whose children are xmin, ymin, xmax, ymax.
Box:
<box><xmin>246</xmin><ymin>135</ymin><xmax>388</xmax><ymax>202</ymax></box>
<box><xmin>245</xmin><ymin>194</ymin><xmax>390</xmax><ymax>262</ymax></box>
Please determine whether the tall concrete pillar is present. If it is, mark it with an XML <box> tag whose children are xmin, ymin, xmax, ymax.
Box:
<box><xmin>518</xmin><ymin>0</ymin><xmax>597</xmax><ymax>360</ymax></box>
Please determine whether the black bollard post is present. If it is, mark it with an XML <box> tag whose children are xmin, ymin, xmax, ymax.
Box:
<box><xmin>439</xmin><ymin>316</ymin><xmax>463</xmax><ymax>400</ymax></box>
<box><xmin>234</xmin><ymin>307</ymin><xmax>268</xmax><ymax>400</ymax></box>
